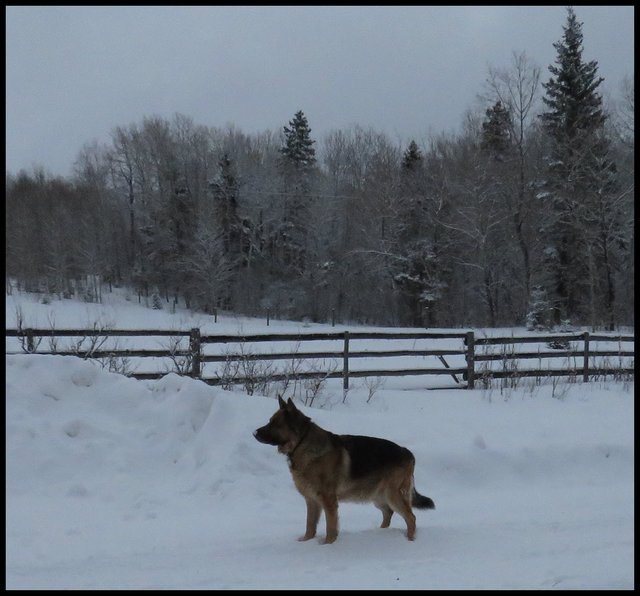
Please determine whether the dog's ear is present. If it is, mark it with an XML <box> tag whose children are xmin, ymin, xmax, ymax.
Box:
<box><xmin>286</xmin><ymin>397</ymin><xmax>298</xmax><ymax>411</ymax></box>
<box><xmin>277</xmin><ymin>394</ymin><xmax>286</xmax><ymax>409</ymax></box>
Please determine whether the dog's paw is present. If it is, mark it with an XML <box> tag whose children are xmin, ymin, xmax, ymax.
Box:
<box><xmin>297</xmin><ymin>534</ymin><xmax>315</xmax><ymax>542</ymax></box>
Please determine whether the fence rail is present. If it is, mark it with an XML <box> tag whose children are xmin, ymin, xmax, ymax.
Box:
<box><xmin>5</xmin><ymin>327</ymin><xmax>634</xmax><ymax>390</ymax></box>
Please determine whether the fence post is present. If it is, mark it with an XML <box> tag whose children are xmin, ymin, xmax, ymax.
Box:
<box><xmin>465</xmin><ymin>331</ymin><xmax>475</xmax><ymax>389</ymax></box>
<box><xmin>583</xmin><ymin>331</ymin><xmax>590</xmax><ymax>382</ymax></box>
<box><xmin>343</xmin><ymin>330</ymin><xmax>350</xmax><ymax>392</ymax></box>
<box><xmin>26</xmin><ymin>328</ymin><xmax>35</xmax><ymax>353</ymax></box>
<box><xmin>190</xmin><ymin>328</ymin><xmax>201</xmax><ymax>379</ymax></box>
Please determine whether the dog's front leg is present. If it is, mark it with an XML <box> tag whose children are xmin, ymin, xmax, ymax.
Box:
<box><xmin>298</xmin><ymin>498</ymin><xmax>321</xmax><ymax>541</ymax></box>
<box><xmin>320</xmin><ymin>494</ymin><xmax>339</xmax><ymax>544</ymax></box>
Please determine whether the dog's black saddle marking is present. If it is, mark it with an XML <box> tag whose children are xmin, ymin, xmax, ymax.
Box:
<box><xmin>338</xmin><ymin>435</ymin><xmax>413</xmax><ymax>479</ymax></box>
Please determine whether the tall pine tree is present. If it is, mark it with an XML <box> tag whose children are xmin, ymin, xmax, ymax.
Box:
<box><xmin>481</xmin><ymin>101</ymin><xmax>513</xmax><ymax>160</ymax></box>
<box><xmin>540</xmin><ymin>7</ymin><xmax>605</xmax><ymax>144</ymax></box>
<box><xmin>276</xmin><ymin>110</ymin><xmax>317</xmax><ymax>273</ymax></box>
<box><xmin>401</xmin><ymin>140</ymin><xmax>423</xmax><ymax>172</ymax></box>
<box><xmin>399</xmin><ymin>139</ymin><xmax>425</xmax><ymax>240</ymax></box>
<box><xmin>539</xmin><ymin>6</ymin><xmax>617</xmax><ymax>326</ymax></box>
<box><xmin>209</xmin><ymin>153</ymin><xmax>240</xmax><ymax>255</ymax></box>
<box><xmin>279</xmin><ymin>110</ymin><xmax>316</xmax><ymax>194</ymax></box>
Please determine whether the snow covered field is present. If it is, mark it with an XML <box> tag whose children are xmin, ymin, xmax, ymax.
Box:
<box><xmin>5</xmin><ymin>291</ymin><xmax>635</xmax><ymax>589</ymax></box>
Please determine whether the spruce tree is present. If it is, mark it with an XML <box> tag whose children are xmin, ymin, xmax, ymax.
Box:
<box><xmin>398</xmin><ymin>139</ymin><xmax>425</xmax><ymax>242</ymax></box>
<box><xmin>401</xmin><ymin>140</ymin><xmax>423</xmax><ymax>172</ymax></box>
<box><xmin>280</xmin><ymin>110</ymin><xmax>316</xmax><ymax>191</ymax></box>
<box><xmin>539</xmin><ymin>6</ymin><xmax>616</xmax><ymax>326</ymax></box>
<box><xmin>481</xmin><ymin>101</ymin><xmax>512</xmax><ymax>159</ymax></box>
<box><xmin>277</xmin><ymin>110</ymin><xmax>317</xmax><ymax>273</ymax></box>
<box><xmin>209</xmin><ymin>153</ymin><xmax>240</xmax><ymax>254</ymax></box>
<box><xmin>540</xmin><ymin>7</ymin><xmax>605</xmax><ymax>147</ymax></box>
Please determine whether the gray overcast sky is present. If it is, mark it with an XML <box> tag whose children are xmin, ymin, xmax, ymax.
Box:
<box><xmin>5</xmin><ymin>5</ymin><xmax>635</xmax><ymax>177</ymax></box>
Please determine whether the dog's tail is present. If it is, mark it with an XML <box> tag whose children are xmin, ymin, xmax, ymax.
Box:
<box><xmin>412</xmin><ymin>488</ymin><xmax>435</xmax><ymax>510</ymax></box>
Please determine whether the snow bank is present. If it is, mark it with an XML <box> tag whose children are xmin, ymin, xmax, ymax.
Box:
<box><xmin>6</xmin><ymin>351</ymin><xmax>634</xmax><ymax>589</ymax></box>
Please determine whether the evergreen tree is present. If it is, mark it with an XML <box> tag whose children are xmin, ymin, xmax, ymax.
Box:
<box><xmin>280</xmin><ymin>110</ymin><xmax>316</xmax><ymax>191</ymax></box>
<box><xmin>540</xmin><ymin>7</ymin><xmax>605</xmax><ymax>145</ymax></box>
<box><xmin>481</xmin><ymin>101</ymin><xmax>512</xmax><ymax>159</ymax></box>
<box><xmin>539</xmin><ymin>6</ymin><xmax>617</xmax><ymax>326</ymax></box>
<box><xmin>209</xmin><ymin>153</ymin><xmax>240</xmax><ymax>254</ymax></box>
<box><xmin>401</xmin><ymin>140</ymin><xmax>423</xmax><ymax>171</ymax></box>
<box><xmin>397</xmin><ymin>140</ymin><xmax>425</xmax><ymax>243</ymax></box>
<box><xmin>393</xmin><ymin>240</ymin><xmax>446</xmax><ymax>327</ymax></box>
<box><xmin>525</xmin><ymin>286</ymin><xmax>552</xmax><ymax>331</ymax></box>
<box><xmin>277</xmin><ymin>110</ymin><xmax>317</xmax><ymax>273</ymax></box>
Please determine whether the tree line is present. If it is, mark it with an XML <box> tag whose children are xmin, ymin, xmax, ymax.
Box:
<box><xmin>6</xmin><ymin>8</ymin><xmax>634</xmax><ymax>329</ymax></box>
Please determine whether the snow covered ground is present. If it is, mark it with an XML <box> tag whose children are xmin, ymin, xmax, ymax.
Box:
<box><xmin>5</xmin><ymin>290</ymin><xmax>635</xmax><ymax>589</ymax></box>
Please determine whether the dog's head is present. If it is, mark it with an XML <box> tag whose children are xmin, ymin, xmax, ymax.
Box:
<box><xmin>253</xmin><ymin>395</ymin><xmax>310</xmax><ymax>454</ymax></box>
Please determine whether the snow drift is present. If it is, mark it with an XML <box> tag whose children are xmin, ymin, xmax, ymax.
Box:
<box><xmin>6</xmin><ymin>350</ymin><xmax>634</xmax><ymax>589</ymax></box>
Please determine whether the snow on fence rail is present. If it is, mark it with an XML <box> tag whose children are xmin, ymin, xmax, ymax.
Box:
<box><xmin>4</xmin><ymin>328</ymin><xmax>634</xmax><ymax>390</ymax></box>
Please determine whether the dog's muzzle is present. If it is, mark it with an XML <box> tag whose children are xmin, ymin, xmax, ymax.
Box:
<box><xmin>254</xmin><ymin>426</ymin><xmax>281</xmax><ymax>446</ymax></box>
<box><xmin>253</xmin><ymin>427</ymin><xmax>270</xmax><ymax>444</ymax></box>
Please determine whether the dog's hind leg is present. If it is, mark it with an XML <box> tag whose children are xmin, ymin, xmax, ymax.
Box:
<box><xmin>388</xmin><ymin>493</ymin><xmax>416</xmax><ymax>540</ymax></box>
<box><xmin>376</xmin><ymin>503</ymin><xmax>394</xmax><ymax>528</ymax></box>
<box><xmin>298</xmin><ymin>498</ymin><xmax>321</xmax><ymax>541</ymax></box>
<box><xmin>387</xmin><ymin>477</ymin><xmax>417</xmax><ymax>540</ymax></box>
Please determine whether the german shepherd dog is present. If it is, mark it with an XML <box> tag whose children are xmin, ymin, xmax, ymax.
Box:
<box><xmin>254</xmin><ymin>396</ymin><xmax>434</xmax><ymax>544</ymax></box>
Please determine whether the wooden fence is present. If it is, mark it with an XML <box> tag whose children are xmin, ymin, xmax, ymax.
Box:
<box><xmin>468</xmin><ymin>332</ymin><xmax>634</xmax><ymax>388</ymax></box>
<box><xmin>4</xmin><ymin>328</ymin><xmax>634</xmax><ymax>390</ymax></box>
